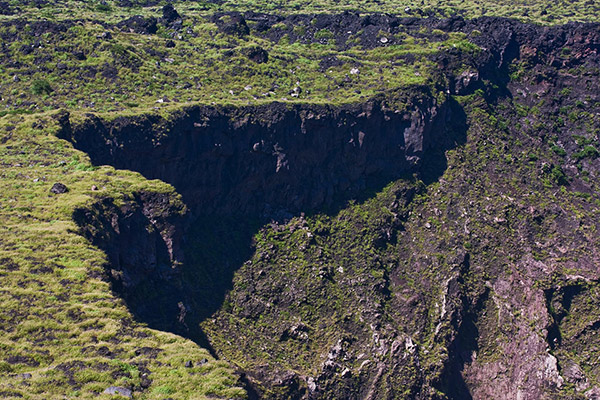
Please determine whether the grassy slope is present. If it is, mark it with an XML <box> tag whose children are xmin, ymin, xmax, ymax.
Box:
<box><xmin>0</xmin><ymin>10</ymin><xmax>474</xmax><ymax>113</ymax></box>
<box><xmin>4</xmin><ymin>0</ymin><xmax>600</xmax><ymax>25</ymax></box>
<box><xmin>0</xmin><ymin>1</ymin><xmax>599</xmax><ymax>399</ymax></box>
<box><xmin>0</xmin><ymin>115</ymin><xmax>246</xmax><ymax>398</ymax></box>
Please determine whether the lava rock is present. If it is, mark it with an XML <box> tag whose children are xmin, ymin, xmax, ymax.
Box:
<box><xmin>140</xmin><ymin>374</ymin><xmax>152</xmax><ymax>388</ymax></box>
<box><xmin>0</xmin><ymin>1</ymin><xmax>13</xmax><ymax>15</ymax></box>
<box><xmin>50</xmin><ymin>183</ymin><xmax>68</xmax><ymax>194</ymax></box>
<box><xmin>214</xmin><ymin>13</ymin><xmax>249</xmax><ymax>37</ymax></box>
<box><xmin>72</xmin><ymin>50</ymin><xmax>86</xmax><ymax>60</ymax></box>
<box><xmin>117</xmin><ymin>15</ymin><xmax>158</xmax><ymax>35</ymax></box>
<box><xmin>453</xmin><ymin>69</ymin><xmax>480</xmax><ymax>95</ymax></box>
<box><xmin>243</xmin><ymin>46</ymin><xmax>268</xmax><ymax>63</ymax></box>
<box><xmin>162</xmin><ymin>4</ymin><xmax>180</xmax><ymax>24</ymax></box>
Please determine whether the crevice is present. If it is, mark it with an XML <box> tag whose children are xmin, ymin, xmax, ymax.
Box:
<box><xmin>544</xmin><ymin>285</ymin><xmax>583</xmax><ymax>350</ymax></box>
<box><xmin>435</xmin><ymin>254</ymin><xmax>489</xmax><ymax>400</ymax></box>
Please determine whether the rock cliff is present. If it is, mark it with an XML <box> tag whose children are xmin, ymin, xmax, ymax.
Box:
<box><xmin>62</xmin><ymin>15</ymin><xmax>600</xmax><ymax>400</ymax></box>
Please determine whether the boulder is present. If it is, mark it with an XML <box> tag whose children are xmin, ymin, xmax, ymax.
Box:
<box><xmin>50</xmin><ymin>183</ymin><xmax>68</xmax><ymax>194</ymax></box>
<box><xmin>162</xmin><ymin>4</ymin><xmax>180</xmax><ymax>24</ymax></box>
<box><xmin>116</xmin><ymin>16</ymin><xmax>157</xmax><ymax>35</ymax></box>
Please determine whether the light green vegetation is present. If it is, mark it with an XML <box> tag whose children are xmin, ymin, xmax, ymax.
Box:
<box><xmin>3</xmin><ymin>0</ymin><xmax>599</xmax><ymax>25</ymax></box>
<box><xmin>0</xmin><ymin>114</ymin><xmax>245</xmax><ymax>398</ymax></box>
<box><xmin>0</xmin><ymin>15</ymin><xmax>474</xmax><ymax>115</ymax></box>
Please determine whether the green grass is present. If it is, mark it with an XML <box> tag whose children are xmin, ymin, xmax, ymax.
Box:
<box><xmin>0</xmin><ymin>0</ymin><xmax>596</xmax><ymax>117</ymax></box>
<box><xmin>0</xmin><ymin>114</ymin><xmax>245</xmax><ymax>399</ymax></box>
<box><xmin>1</xmin><ymin>0</ymin><xmax>598</xmax><ymax>25</ymax></box>
<box><xmin>0</xmin><ymin>0</ymin><xmax>599</xmax><ymax>398</ymax></box>
<box><xmin>0</xmin><ymin>13</ymin><xmax>456</xmax><ymax>114</ymax></box>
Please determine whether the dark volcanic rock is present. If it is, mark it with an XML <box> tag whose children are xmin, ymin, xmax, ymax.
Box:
<box><xmin>50</xmin><ymin>182</ymin><xmax>68</xmax><ymax>194</ymax></box>
<box><xmin>72</xmin><ymin>191</ymin><xmax>188</xmax><ymax>337</ymax></box>
<box><xmin>117</xmin><ymin>15</ymin><xmax>157</xmax><ymax>34</ymax></box>
<box><xmin>213</xmin><ymin>13</ymin><xmax>250</xmax><ymax>37</ymax></box>
<box><xmin>162</xmin><ymin>4</ymin><xmax>180</xmax><ymax>24</ymax></box>
<box><xmin>63</xmin><ymin>90</ymin><xmax>462</xmax><ymax>216</ymax></box>
<box><xmin>243</xmin><ymin>46</ymin><xmax>268</xmax><ymax>63</ymax></box>
<box><xmin>0</xmin><ymin>1</ymin><xmax>13</xmax><ymax>15</ymax></box>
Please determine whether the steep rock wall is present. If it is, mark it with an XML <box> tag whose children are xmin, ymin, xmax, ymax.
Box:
<box><xmin>72</xmin><ymin>191</ymin><xmax>193</xmax><ymax>337</ymax></box>
<box><xmin>60</xmin><ymin>89</ymin><xmax>463</xmax><ymax>218</ymax></box>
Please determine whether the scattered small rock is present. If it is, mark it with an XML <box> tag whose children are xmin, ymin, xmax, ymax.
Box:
<box><xmin>0</xmin><ymin>1</ymin><xmax>13</xmax><ymax>15</ymax></box>
<box><xmin>350</xmin><ymin>68</ymin><xmax>360</xmax><ymax>75</ymax></box>
<box><xmin>91</xmin><ymin>185</ymin><xmax>98</xmax><ymax>191</ymax></box>
<box><xmin>103</xmin><ymin>386</ymin><xmax>132</xmax><ymax>398</ymax></box>
<box><xmin>185</xmin><ymin>360</ymin><xmax>193</xmax><ymax>368</ymax></box>
<box><xmin>50</xmin><ymin>183</ymin><xmax>68</xmax><ymax>194</ymax></box>
<box><xmin>140</xmin><ymin>373</ymin><xmax>152</xmax><ymax>388</ymax></box>
<box><xmin>72</xmin><ymin>51</ymin><xmax>86</xmax><ymax>60</ymax></box>
<box><xmin>307</xmin><ymin>376</ymin><xmax>317</xmax><ymax>392</ymax></box>
<box><xmin>290</xmin><ymin>85</ymin><xmax>302</xmax><ymax>98</ymax></box>
<box><xmin>16</xmin><ymin>373</ymin><xmax>32</xmax><ymax>380</ymax></box>
<box><xmin>165</xmin><ymin>40</ymin><xmax>176</xmax><ymax>48</ymax></box>
<box><xmin>380</xmin><ymin>37</ymin><xmax>389</xmax><ymax>44</ymax></box>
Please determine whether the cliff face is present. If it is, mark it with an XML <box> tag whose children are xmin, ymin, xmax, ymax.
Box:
<box><xmin>72</xmin><ymin>191</ymin><xmax>192</xmax><ymax>338</ymax></box>
<box><xmin>61</xmin><ymin>90</ymin><xmax>462</xmax><ymax>217</ymax></box>
<box><xmin>63</xmin><ymin>16</ymin><xmax>600</xmax><ymax>400</ymax></box>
